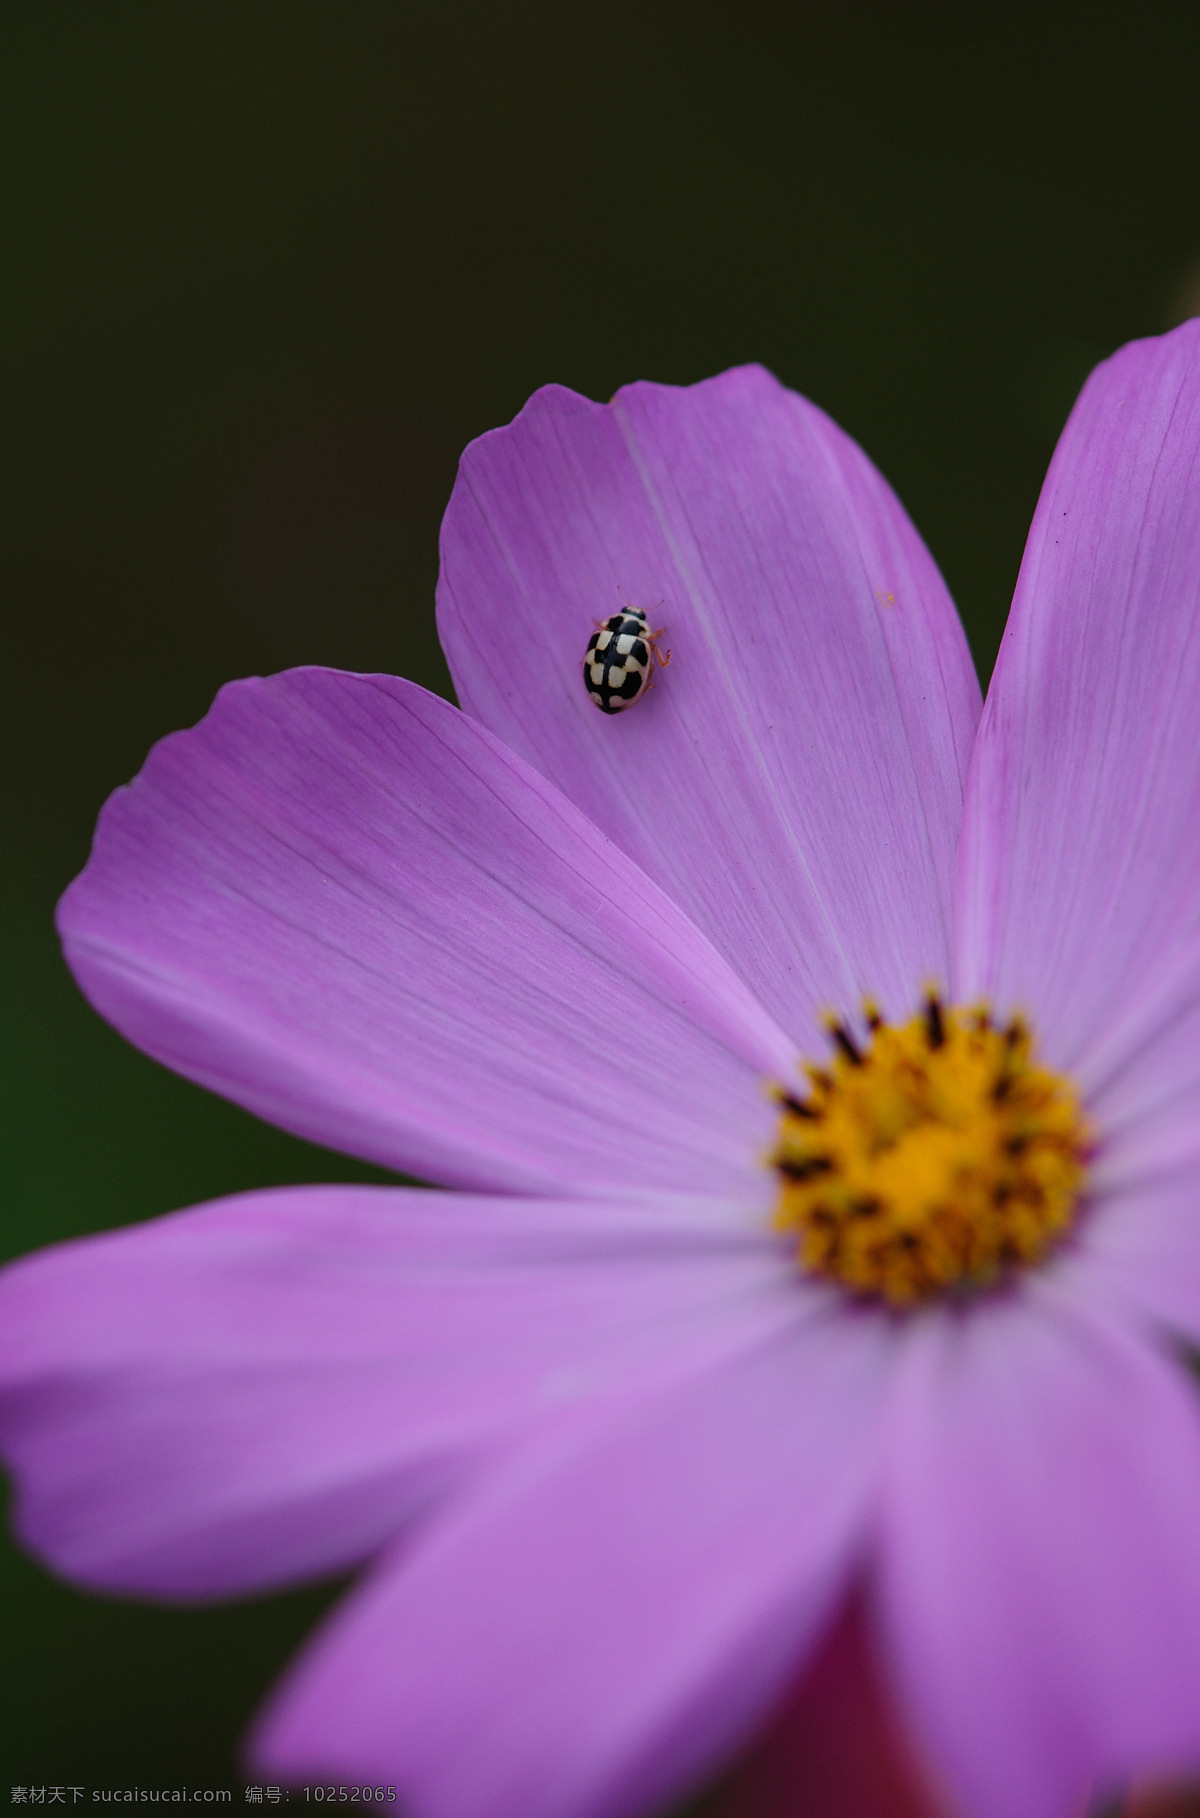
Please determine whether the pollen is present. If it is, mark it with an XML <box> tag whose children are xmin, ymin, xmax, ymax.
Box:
<box><xmin>771</xmin><ymin>996</ymin><xmax>1090</xmax><ymax>1308</ymax></box>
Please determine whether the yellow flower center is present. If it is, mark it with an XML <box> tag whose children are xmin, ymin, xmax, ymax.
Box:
<box><xmin>771</xmin><ymin>997</ymin><xmax>1090</xmax><ymax>1308</ymax></box>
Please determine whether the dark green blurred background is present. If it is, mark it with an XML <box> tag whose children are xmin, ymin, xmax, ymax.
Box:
<box><xmin>4</xmin><ymin>0</ymin><xmax>1200</xmax><ymax>1788</ymax></box>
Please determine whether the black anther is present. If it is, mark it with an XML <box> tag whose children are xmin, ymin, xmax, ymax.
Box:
<box><xmin>776</xmin><ymin>1156</ymin><xmax>834</xmax><ymax>1182</ymax></box>
<box><xmin>924</xmin><ymin>994</ymin><xmax>945</xmax><ymax>1050</ymax></box>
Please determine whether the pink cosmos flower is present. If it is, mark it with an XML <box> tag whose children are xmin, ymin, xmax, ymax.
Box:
<box><xmin>4</xmin><ymin>324</ymin><xmax>1200</xmax><ymax>1818</ymax></box>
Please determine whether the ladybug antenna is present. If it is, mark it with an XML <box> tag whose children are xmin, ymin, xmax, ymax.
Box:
<box><xmin>616</xmin><ymin>583</ymin><xmax>650</xmax><ymax>618</ymax></box>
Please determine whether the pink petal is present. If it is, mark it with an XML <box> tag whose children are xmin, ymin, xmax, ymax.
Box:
<box><xmin>0</xmin><ymin>1184</ymin><xmax>791</xmax><ymax>1599</ymax></box>
<box><xmin>438</xmin><ymin>367</ymin><xmax>980</xmax><ymax>1045</ymax></box>
<box><xmin>1058</xmin><ymin>1171</ymin><xmax>1200</xmax><ymax>1351</ymax></box>
<box><xmin>956</xmin><ymin>321</ymin><xmax>1200</xmax><ymax>1081</ymax></box>
<box><xmin>880</xmin><ymin>1282</ymin><xmax>1200</xmax><ymax>1818</ymax></box>
<box><xmin>1070</xmin><ymin>933</ymin><xmax>1200</xmax><ymax>1190</ymax></box>
<box><xmin>252</xmin><ymin>1305</ymin><xmax>893</xmax><ymax>1818</ymax></box>
<box><xmin>59</xmin><ymin>669</ymin><xmax>793</xmax><ymax>1197</ymax></box>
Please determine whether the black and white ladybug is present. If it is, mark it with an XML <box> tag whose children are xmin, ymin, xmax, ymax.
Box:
<box><xmin>582</xmin><ymin>598</ymin><xmax>671</xmax><ymax>714</ymax></box>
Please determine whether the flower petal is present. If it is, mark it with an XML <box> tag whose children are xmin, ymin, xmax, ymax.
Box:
<box><xmin>1069</xmin><ymin>931</ymin><xmax>1200</xmax><ymax>1190</ymax></box>
<box><xmin>252</xmin><ymin>1304</ymin><xmax>893</xmax><ymax>1818</ymax></box>
<box><xmin>59</xmin><ymin>669</ymin><xmax>794</xmax><ymax>1197</ymax></box>
<box><xmin>880</xmin><ymin>1283</ymin><xmax>1200</xmax><ymax>1818</ymax></box>
<box><xmin>0</xmin><ymin>1184</ymin><xmax>790</xmax><ymax>1599</ymax></box>
<box><xmin>956</xmin><ymin>321</ymin><xmax>1200</xmax><ymax>1076</ymax></box>
<box><xmin>1060</xmin><ymin>1172</ymin><xmax>1200</xmax><ymax>1351</ymax></box>
<box><xmin>438</xmin><ymin>367</ymin><xmax>980</xmax><ymax>1043</ymax></box>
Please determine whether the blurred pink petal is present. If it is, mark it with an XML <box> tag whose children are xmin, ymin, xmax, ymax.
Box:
<box><xmin>880</xmin><ymin>1283</ymin><xmax>1200</xmax><ymax>1818</ymax></box>
<box><xmin>0</xmin><ymin>1184</ymin><xmax>789</xmax><ymax>1598</ymax></box>
<box><xmin>252</xmin><ymin>1306</ymin><xmax>891</xmax><ymax>1818</ymax></box>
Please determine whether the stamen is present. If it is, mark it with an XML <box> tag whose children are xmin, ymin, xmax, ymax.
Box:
<box><xmin>777</xmin><ymin>1092</ymin><xmax>817</xmax><ymax>1120</ymax></box>
<box><xmin>771</xmin><ymin>999</ymin><xmax>1090</xmax><ymax>1308</ymax></box>
<box><xmin>924</xmin><ymin>992</ymin><xmax>945</xmax><ymax>1050</ymax></box>
<box><xmin>776</xmin><ymin>1156</ymin><xmax>834</xmax><ymax>1182</ymax></box>
<box><xmin>825</xmin><ymin>1016</ymin><xmax>864</xmax><ymax>1066</ymax></box>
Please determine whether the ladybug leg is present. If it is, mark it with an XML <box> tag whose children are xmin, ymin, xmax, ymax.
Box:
<box><xmin>648</xmin><ymin>627</ymin><xmax>672</xmax><ymax>667</ymax></box>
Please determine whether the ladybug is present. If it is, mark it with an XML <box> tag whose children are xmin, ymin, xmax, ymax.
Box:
<box><xmin>582</xmin><ymin>598</ymin><xmax>671</xmax><ymax>714</ymax></box>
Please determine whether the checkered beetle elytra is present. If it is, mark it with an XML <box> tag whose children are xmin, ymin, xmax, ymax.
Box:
<box><xmin>582</xmin><ymin>598</ymin><xmax>670</xmax><ymax>714</ymax></box>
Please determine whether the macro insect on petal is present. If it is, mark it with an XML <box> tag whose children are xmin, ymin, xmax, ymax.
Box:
<box><xmin>582</xmin><ymin>595</ymin><xmax>671</xmax><ymax>713</ymax></box>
